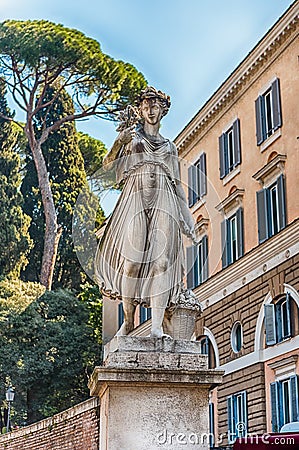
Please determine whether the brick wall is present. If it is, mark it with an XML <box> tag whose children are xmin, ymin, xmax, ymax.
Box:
<box><xmin>0</xmin><ymin>397</ymin><xmax>100</xmax><ymax>450</ymax></box>
<box><xmin>200</xmin><ymin>251</ymin><xmax>298</xmax><ymax>444</ymax></box>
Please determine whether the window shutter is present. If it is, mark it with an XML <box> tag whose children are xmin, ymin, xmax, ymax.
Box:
<box><xmin>219</xmin><ymin>134</ymin><xmax>227</xmax><ymax>179</ymax></box>
<box><xmin>264</xmin><ymin>304</ymin><xmax>277</xmax><ymax>345</ymax></box>
<box><xmin>227</xmin><ymin>396</ymin><xmax>234</xmax><ymax>444</ymax></box>
<box><xmin>202</xmin><ymin>235</ymin><xmax>209</xmax><ymax>282</ymax></box>
<box><xmin>270</xmin><ymin>382</ymin><xmax>280</xmax><ymax>432</ymax></box>
<box><xmin>257</xmin><ymin>189</ymin><xmax>269</xmax><ymax>243</ymax></box>
<box><xmin>285</xmin><ymin>292</ymin><xmax>292</xmax><ymax>338</ymax></box>
<box><xmin>118</xmin><ymin>303</ymin><xmax>124</xmax><ymax>328</ymax></box>
<box><xmin>199</xmin><ymin>152</ymin><xmax>207</xmax><ymax>197</ymax></box>
<box><xmin>277</xmin><ymin>174</ymin><xmax>287</xmax><ymax>230</ymax></box>
<box><xmin>193</xmin><ymin>244</ymin><xmax>199</xmax><ymax>287</ymax></box>
<box><xmin>242</xmin><ymin>391</ymin><xmax>248</xmax><ymax>437</ymax></box>
<box><xmin>140</xmin><ymin>306</ymin><xmax>146</xmax><ymax>323</ymax></box>
<box><xmin>255</xmin><ymin>96</ymin><xmax>266</xmax><ymax>145</ymax></box>
<box><xmin>221</xmin><ymin>219</ymin><xmax>228</xmax><ymax>268</ymax></box>
<box><xmin>290</xmin><ymin>375</ymin><xmax>299</xmax><ymax>422</ymax></box>
<box><xmin>188</xmin><ymin>166</ymin><xmax>194</xmax><ymax>207</ymax></box>
<box><xmin>276</xmin><ymin>301</ymin><xmax>282</xmax><ymax>343</ymax></box>
<box><xmin>186</xmin><ymin>245</ymin><xmax>195</xmax><ymax>289</ymax></box>
<box><xmin>236</xmin><ymin>207</ymin><xmax>244</xmax><ymax>258</ymax></box>
<box><xmin>209</xmin><ymin>403</ymin><xmax>215</xmax><ymax>447</ymax></box>
<box><xmin>233</xmin><ymin>119</ymin><xmax>241</xmax><ymax>166</ymax></box>
<box><xmin>272</xmin><ymin>78</ymin><xmax>282</xmax><ymax>130</ymax></box>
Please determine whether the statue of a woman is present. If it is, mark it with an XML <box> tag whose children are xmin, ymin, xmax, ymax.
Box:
<box><xmin>94</xmin><ymin>86</ymin><xmax>196</xmax><ymax>338</ymax></box>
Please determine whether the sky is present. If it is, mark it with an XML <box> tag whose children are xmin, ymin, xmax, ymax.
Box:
<box><xmin>0</xmin><ymin>0</ymin><xmax>295</xmax><ymax>213</ymax></box>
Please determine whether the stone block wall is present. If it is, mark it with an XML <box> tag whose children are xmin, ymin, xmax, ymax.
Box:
<box><xmin>0</xmin><ymin>397</ymin><xmax>99</xmax><ymax>450</ymax></box>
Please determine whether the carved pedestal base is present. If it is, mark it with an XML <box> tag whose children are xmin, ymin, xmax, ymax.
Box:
<box><xmin>89</xmin><ymin>337</ymin><xmax>223</xmax><ymax>450</ymax></box>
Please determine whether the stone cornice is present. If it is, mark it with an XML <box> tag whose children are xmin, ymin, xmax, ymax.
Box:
<box><xmin>175</xmin><ymin>2</ymin><xmax>299</xmax><ymax>155</ymax></box>
<box><xmin>252</xmin><ymin>153</ymin><xmax>287</xmax><ymax>185</ymax></box>
<box><xmin>216</xmin><ymin>189</ymin><xmax>245</xmax><ymax>214</ymax></box>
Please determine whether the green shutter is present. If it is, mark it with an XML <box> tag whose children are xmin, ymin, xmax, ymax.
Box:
<box><xmin>255</xmin><ymin>95</ymin><xmax>266</xmax><ymax>145</ymax></box>
<box><xmin>241</xmin><ymin>391</ymin><xmax>248</xmax><ymax>437</ymax></box>
<box><xmin>270</xmin><ymin>382</ymin><xmax>280</xmax><ymax>432</ymax></box>
<box><xmin>199</xmin><ymin>152</ymin><xmax>207</xmax><ymax>197</ymax></box>
<box><xmin>257</xmin><ymin>189</ymin><xmax>269</xmax><ymax>243</ymax></box>
<box><xmin>221</xmin><ymin>219</ymin><xmax>228</xmax><ymax>268</ymax></box>
<box><xmin>277</xmin><ymin>174</ymin><xmax>287</xmax><ymax>230</ymax></box>
<box><xmin>265</xmin><ymin>304</ymin><xmax>277</xmax><ymax>345</ymax></box>
<box><xmin>233</xmin><ymin>119</ymin><xmax>241</xmax><ymax>166</ymax></box>
<box><xmin>188</xmin><ymin>165</ymin><xmax>194</xmax><ymax>207</ymax></box>
<box><xmin>219</xmin><ymin>134</ymin><xmax>227</xmax><ymax>179</ymax></box>
<box><xmin>272</xmin><ymin>78</ymin><xmax>282</xmax><ymax>130</ymax></box>
<box><xmin>236</xmin><ymin>207</ymin><xmax>244</xmax><ymax>258</ymax></box>
<box><xmin>227</xmin><ymin>396</ymin><xmax>234</xmax><ymax>443</ymax></box>
<box><xmin>285</xmin><ymin>292</ymin><xmax>292</xmax><ymax>338</ymax></box>
<box><xmin>202</xmin><ymin>235</ymin><xmax>209</xmax><ymax>282</ymax></box>
<box><xmin>290</xmin><ymin>375</ymin><xmax>299</xmax><ymax>422</ymax></box>
<box><xmin>186</xmin><ymin>245</ymin><xmax>195</xmax><ymax>289</ymax></box>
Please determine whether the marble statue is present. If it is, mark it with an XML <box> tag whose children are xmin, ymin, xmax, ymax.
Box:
<box><xmin>94</xmin><ymin>86</ymin><xmax>197</xmax><ymax>338</ymax></box>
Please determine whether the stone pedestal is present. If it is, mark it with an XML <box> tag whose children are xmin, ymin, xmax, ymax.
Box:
<box><xmin>89</xmin><ymin>336</ymin><xmax>223</xmax><ymax>450</ymax></box>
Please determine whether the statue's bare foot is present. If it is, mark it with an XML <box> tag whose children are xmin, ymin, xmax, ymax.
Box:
<box><xmin>150</xmin><ymin>328</ymin><xmax>173</xmax><ymax>339</ymax></box>
<box><xmin>150</xmin><ymin>327</ymin><xmax>163</xmax><ymax>338</ymax></box>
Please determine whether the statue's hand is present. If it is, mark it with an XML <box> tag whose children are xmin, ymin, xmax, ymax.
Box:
<box><xmin>117</xmin><ymin>125</ymin><xmax>136</xmax><ymax>145</ymax></box>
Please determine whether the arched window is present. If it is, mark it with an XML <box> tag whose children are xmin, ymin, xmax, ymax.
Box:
<box><xmin>264</xmin><ymin>293</ymin><xmax>294</xmax><ymax>346</ymax></box>
<box><xmin>199</xmin><ymin>336</ymin><xmax>216</xmax><ymax>369</ymax></box>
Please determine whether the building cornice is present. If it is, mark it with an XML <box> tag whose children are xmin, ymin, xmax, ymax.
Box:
<box><xmin>175</xmin><ymin>2</ymin><xmax>299</xmax><ymax>155</ymax></box>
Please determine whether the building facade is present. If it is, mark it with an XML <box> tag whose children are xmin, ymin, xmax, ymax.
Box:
<box><xmin>103</xmin><ymin>2</ymin><xmax>299</xmax><ymax>447</ymax></box>
<box><xmin>174</xmin><ymin>2</ymin><xmax>299</xmax><ymax>446</ymax></box>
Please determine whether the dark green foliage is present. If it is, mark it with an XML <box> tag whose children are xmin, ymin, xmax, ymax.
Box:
<box><xmin>0</xmin><ymin>288</ymin><xmax>102</xmax><ymax>424</ymax></box>
<box><xmin>0</xmin><ymin>80</ymin><xmax>32</xmax><ymax>277</ymax></box>
<box><xmin>0</xmin><ymin>20</ymin><xmax>147</xmax><ymax>117</ymax></box>
<box><xmin>77</xmin><ymin>132</ymin><xmax>107</xmax><ymax>177</ymax></box>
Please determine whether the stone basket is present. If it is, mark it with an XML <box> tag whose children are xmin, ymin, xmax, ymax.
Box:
<box><xmin>163</xmin><ymin>289</ymin><xmax>202</xmax><ymax>340</ymax></box>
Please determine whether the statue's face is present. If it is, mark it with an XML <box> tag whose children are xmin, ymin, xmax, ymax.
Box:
<box><xmin>140</xmin><ymin>98</ymin><xmax>163</xmax><ymax>125</ymax></box>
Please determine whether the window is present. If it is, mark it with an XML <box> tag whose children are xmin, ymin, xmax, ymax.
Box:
<box><xmin>200</xmin><ymin>336</ymin><xmax>216</xmax><ymax>369</ymax></box>
<box><xmin>140</xmin><ymin>305</ymin><xmax>151</xmax><ymax>324</ymax></box>
<box><xmin>219</xmin><ymin>119</ymin><xmax>241</xmax><ymax>179</ymax></box>
<box><xmin>231</xmin><ymin>322</ymin><xmax>243</xmax><ymax>353</ymax></box>
<box><xmin>255</xmin><ymin>78</ymin><xmax>282</xmax><ymax>145</ymax></box>
<box><xmin>270</xmin><ymin>375</ymin><xmax>299</xmax><ymax>432</ymax></box>
<box><xmin>186</xmin><ymin>235</ymin><xmax>208</xmax><ymax>289</ymax></box>
<box><xmin>221</xmin><ymin>208</ymin><xmax>244</xmax><ymax>268</ymax></box>
<box><xmin>118</xmin><ymin>302</ymin><xmax>124</xmax><ymax>329</ymax></box>
<box><xmin>264</xmin><ymin>293</ymin><xmax>293</xmax><ymax>346</ymax></box>
<box><xmin>256</xmin><ymin>175</ymin><xmax>286</xmax><ymax>243</ymax></box>
<box><xmin>188</xmin><ymin>153</ymin><xmax>207</xmax><ymax>207</ymax></box>
<box><xmin>227</xmin><ymin>391</ymin><xmax>247</xmax><ymax>443</ymax></box>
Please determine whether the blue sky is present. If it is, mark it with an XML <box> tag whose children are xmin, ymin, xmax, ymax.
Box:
<box><xmin>0</xmin><ymin>1</ymin><xmax>295</xmax><ymax>214</ymax></box>
<box><xmin>0</xmin><ymin>0</ymin><xmax>294</xmax><ymax>146</ymax></box>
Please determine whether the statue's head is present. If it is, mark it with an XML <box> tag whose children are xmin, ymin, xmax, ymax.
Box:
<box><xmin>136</xmin><ymin>86</ymin><xmax>171</xmax><ymax>118</ymax></box>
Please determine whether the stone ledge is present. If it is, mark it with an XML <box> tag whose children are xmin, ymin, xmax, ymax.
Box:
<box><xmin>89</xmin><ymin>366</ymin><xmax>224</xmax><ymax>396</ymax></box>
<box><xmin>104</xmin><ymin>351</ymin><xmax>208</xmax><ymax>370</ymax></box>
<box><xmin>104</xmin><ymin>335</ymin><xmax>202</xmax><ymax>359</ymax></box>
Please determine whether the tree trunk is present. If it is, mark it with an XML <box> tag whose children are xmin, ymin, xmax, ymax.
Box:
<box><xmin>30</xmin><ymin>141</ymin><xmax>62</xmax><ymax>290</ymax></box>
